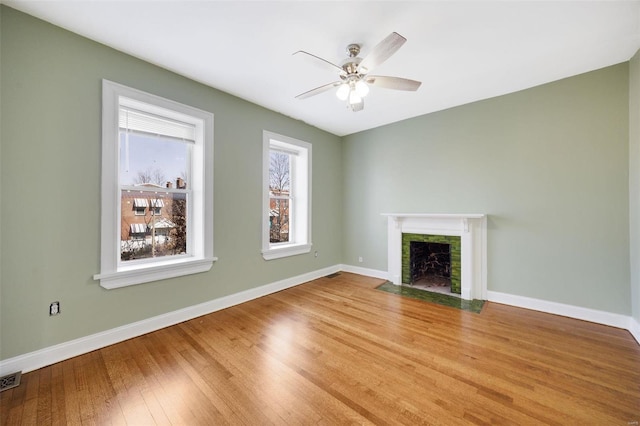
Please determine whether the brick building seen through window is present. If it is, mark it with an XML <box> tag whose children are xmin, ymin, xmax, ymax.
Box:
<box><xmin>120</xmin><ymin>177</ymin><xmax>187</xmax><ymax>261</ymax></box>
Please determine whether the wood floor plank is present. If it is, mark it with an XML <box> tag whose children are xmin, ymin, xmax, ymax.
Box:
<box><xmin>48</xmin><ymin>363</ymin><xmax>67</xmax><ymax>426</ymax></box>
<box><xmin>1</xmin><ymin>272</ymin><xmax>639</xmax><ymax>425</ymax></box>
<box><xmin>35</xmin><ymin>367</ymin><xmax>52</xmax><ymax>425</ymax></box>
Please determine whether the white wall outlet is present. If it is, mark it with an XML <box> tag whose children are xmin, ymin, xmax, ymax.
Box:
<box><xmin>49</xmin><ymin>302</ymin><xmax>60</xmax><ymax>316</ymax></box>
<box><xmin>358</xmin><ymin>256</ymin><xmax>363</xmax><ymax>263</ymax></box>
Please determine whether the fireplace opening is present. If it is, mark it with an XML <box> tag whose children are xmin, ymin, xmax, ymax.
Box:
<box><xmin>409</xmin><ymin>241</ymin><xmax>451</xmax><ymax>291</ymax></box>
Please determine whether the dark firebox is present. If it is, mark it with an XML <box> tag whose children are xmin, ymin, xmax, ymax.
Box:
<box><xmin>409</xmin><ymin>241</ymin><xmax>451</xmax><ymax>285</ymax></box>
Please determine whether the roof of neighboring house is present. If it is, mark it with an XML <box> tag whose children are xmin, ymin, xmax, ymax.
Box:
<box><xmin>129</xmin><ymin>218</ymin><xmax>175</xmax><ymax>233</ymax></box>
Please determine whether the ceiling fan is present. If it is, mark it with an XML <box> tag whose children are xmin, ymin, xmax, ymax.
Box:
<box><xmin>294</xmin><ymin>32</ymin><xmax>422</xmax><ymax>112</ymax></box>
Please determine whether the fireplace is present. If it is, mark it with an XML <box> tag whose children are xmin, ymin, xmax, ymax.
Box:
<box><xmin>382</xmin><ymin>214</ymin><xmax>487</xmax><ymax>300</ymax></box>
<box><xmin>404</xmin><ymin>233</ymin><xmax>461</xmax><ymax>293</ymax></box>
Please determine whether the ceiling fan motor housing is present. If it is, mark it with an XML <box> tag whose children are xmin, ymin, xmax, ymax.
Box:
<box><xmin>341</xmin><ymin>43</ymin><xmax>364</xmax><ymax>76</ymax></box>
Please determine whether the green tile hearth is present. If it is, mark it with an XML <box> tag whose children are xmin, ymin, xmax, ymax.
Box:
<box><xmin>375</xmin><ymin>282</ymin><xmax>485</xmax><ymax>313</ymax></box>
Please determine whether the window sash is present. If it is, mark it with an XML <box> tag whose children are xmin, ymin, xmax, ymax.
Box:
<box><xmin>119</xmin><ymin>186</ymin><xmax>191</xmax><ymax>265</ymax></box>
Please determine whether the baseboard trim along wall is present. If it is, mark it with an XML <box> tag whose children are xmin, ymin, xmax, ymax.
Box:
<box><xmin>1</xmin><ymin>265</ymin><xmax>637</xmax><ymax>375</ymax></box>
<box><xmin>487</xmin><ymin>290</ymin><xmax>636</xmax><ymax>334</ymax></box>
<box><xmin>630</xmin><ymin>317</ymin><xmax>640</xmax><ymax>344</ymax></box>
<box><xmin>0</xmin><ymin>264</ymin><xmax>340</xmax><ymax>376</ymax></box>
<box><xmin>339</xmin><ymin>264</ymin><xmax>390</xmax><ymax>280</ymax></box>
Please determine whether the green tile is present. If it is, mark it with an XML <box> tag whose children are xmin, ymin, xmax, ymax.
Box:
<box><xmin>375</xmin><ymin>282</ymin><xmax>485</xmax><ymax>314</ymax></box>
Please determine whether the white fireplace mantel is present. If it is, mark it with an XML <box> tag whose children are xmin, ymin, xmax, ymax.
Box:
<box><xmin>381</xmin><ymin>213</ymin><xmax>487</xmax><ymax>300</ymax></box>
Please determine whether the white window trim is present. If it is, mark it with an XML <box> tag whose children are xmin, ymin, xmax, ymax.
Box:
<box><xmin>94</xmin><ymin>80</ymin><xmax>216</xmax><ymax>289</ymax></box>
<box><xmin>262</xmin><ymin>131</ymin><xmax>312</xmax><ymax>260</ymax></box>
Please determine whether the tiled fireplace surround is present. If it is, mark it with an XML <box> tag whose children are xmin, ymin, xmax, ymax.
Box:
<box><xmin>382</xmin><ymin>214</ymin><xmax>488</xmax><ymax>300</ymax></box>
<box><xmin>404</xmin><ymin>233</ymin><xmax>461</xmax><ymax>293</ymax></box>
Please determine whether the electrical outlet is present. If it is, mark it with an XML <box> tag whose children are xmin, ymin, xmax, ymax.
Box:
<box><xmin>358</xmin><ymin>256</ymin><xmax>363</xmax><ymax>263</ymax></box>
<box><xmin>314</xmin><ymin>251</ymin><xmax>318</xmax><ymax>257</ymax></box>
<box><xmin>49</xmin><ymin>302</ymin><xmax>60</xmax><ymax>316</ymax></box>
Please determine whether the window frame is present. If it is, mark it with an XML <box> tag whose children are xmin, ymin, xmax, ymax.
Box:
<box><xmin>94</xmin><ymin>80</ymin><xmax>216</xmax><ymax>289</ymax></box>
<box><xmin>262</xmin><ymin>131</ymin><xmax>312</xmax><ymax>260</ymax></box>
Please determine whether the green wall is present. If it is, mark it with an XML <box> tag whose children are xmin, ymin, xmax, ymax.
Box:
<box><xmin>342</xmin><ymin>63</ymin><xmax>630</xmax><ymax>314</ymax></box>
<box><xmin>0</xmin><ymin>7</ymin><xmax>343</xmax><ymax>360</ymax></box>
<box><xmin>630</xmin><ymin>49</ymin><xmax>640</xmax><ymax>325</ymax></box>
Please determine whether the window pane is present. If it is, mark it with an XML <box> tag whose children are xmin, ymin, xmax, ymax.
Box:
<box><xmin>269</xmin><ymin>198</ymin><xmax>289</xmax><ymax>243</ymax></box>
<box><xmin>269</xmin><ymin>151</ymin><xmax>290</xmax><ymax>192</ymax></box>
<box><xmin>269</xmin><ymin>151</ymin><xmax>290</xmax><ymax>243</ymax></box>
<box><xmin>120</xmin><ymin>132</ymin><xmax>189</xmax><ymax>188</ymax></box>
<box><xmin>120</xmin><ymin>190</ymin><xmax>188</xmax><ymax>261</ymax></box>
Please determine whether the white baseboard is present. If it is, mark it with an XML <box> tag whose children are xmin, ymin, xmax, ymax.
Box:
<box><xmin>339</xmin><ymin>264</ymin><xmax>389</xmax><ymax>280</ymax></box>
<box><xmin>0</xmin><ymin>264</ymin><xmax>341</xmax><ymax>376</ymax></box>
<box><xmin>630</xmin><ymin>317</ymin><xmax>640</xmax><ymax>344</ymax></box>
<box><xmin>487</xmin><ymin>290</ymin><xmax>633</xmax><ymax>331</ymax></box>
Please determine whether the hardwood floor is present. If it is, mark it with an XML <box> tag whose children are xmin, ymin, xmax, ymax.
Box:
<box><xmin>2</xmin><ymin>272</ymin><xmax>639</xmax><ymax>425</ymax></box>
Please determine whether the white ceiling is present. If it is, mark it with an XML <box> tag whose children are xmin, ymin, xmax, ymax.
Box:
<box><xmin>5</xmin><ymin>1</ymin><xmax>640</xmax><ymax>136</ymax></box>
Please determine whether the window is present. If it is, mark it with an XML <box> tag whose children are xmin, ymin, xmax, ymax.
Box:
<box><xmin>150</xmin><ymin>199</ymin><xmax>163</xmax><ymax>216</ymax></box>
<box><xmin>262</xmin><ymin>131</ymin><xmax>311</xmax><ymax>260</ymax></box>
<box><xmin>95</xmin><ymin>80</ymin><xmax>215</xmax><ymax>289</ymax></box>
<box><xmin>133</xmin><ymin>198</ymin><xmax>147</xmax><ymax>215</ymax></box>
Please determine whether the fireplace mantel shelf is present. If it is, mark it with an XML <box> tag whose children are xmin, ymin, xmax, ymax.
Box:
<box><xmin>381</xmin><ymin>213</ymin><xmax>485</xmax><ymax>219</ymax></box>
<box><xmin>381</xmin><ymin>213</ymin><xmax>486</xmax><ymax>232</ymax></box>
<box><xmin>381</xmin><ymin>213</ymin><xmax>488</xmax><ymax>300</ymax></box>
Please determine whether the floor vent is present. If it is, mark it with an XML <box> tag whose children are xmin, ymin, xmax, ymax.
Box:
<box><xmin>0</xmin><ymin>371</ymin><xmax>22</xmax><ymax>392</ymax></box>
<box><xmin>325</xmin><ymin>272</ymin><xmax>341</xmax><ymax>278</ymax></box>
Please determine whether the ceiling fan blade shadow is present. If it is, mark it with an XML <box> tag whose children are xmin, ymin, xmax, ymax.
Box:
<box><xmin>293</xmin><ymin>51</ymin><xmax>345</xmax><ymax>74</ymax></box>
<box><xmin>357</xmin><ymin>32</ymin><xmax>406</xmax><ymax>73</ymax></box>
<box><xmin>365</xmin><ymin>75</ymin><xmax>422</xmax><ymax>91</ymax></box>
<box><xmin>295</xmin><ymin>81</ymin><xmax>342</xmax><ymax>99</ymax></box>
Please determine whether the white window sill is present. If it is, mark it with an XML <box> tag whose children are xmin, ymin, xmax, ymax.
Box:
<box><xmin>94</xmin><ymin>256</ymin><xmax>217</xmax><ymax>289</ymax></box>
<box><xmin>262</xmin><ymin>243</ymin><xmax>311</xmax><ymax>260</ymax></box>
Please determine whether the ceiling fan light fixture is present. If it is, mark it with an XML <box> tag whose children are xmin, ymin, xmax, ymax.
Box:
<box><xmin>336</xmin><ymin>83</ymin><xmax>350</xmax><ymax>101</ymax></box>
<box><xmin>349</xmin><ymin>99</ymin><xmax>364</xmax><ymax>112</ymax></box>
<box><xmin>348</xmin><ymin>90</ymin><xmax>362</xmax><ymax>105</ymax></box>
<box><xmin>355</xmin><ymin>80</ymin><xmax>369</xmax><ymax>97</ymax></box>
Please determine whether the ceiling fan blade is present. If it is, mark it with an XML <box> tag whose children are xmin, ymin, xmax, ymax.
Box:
<box><xmin>365</xmin><ymin>75</ymin><xmax>422</xmax><ymax>91</ymax></box>
<box><xmin>295</xmin><ymin>81</ymin><xmax>342</xmax><ymax>99</ymax></box>
<box><xmin>293</xmin><ymin>50</ymin><xmax>344</xmax><ymax>74</ymax></box>
<box><xmin>357</xmin><ymin>32</ymin><xmax>406</xmax><ymax>73</ymax></box>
